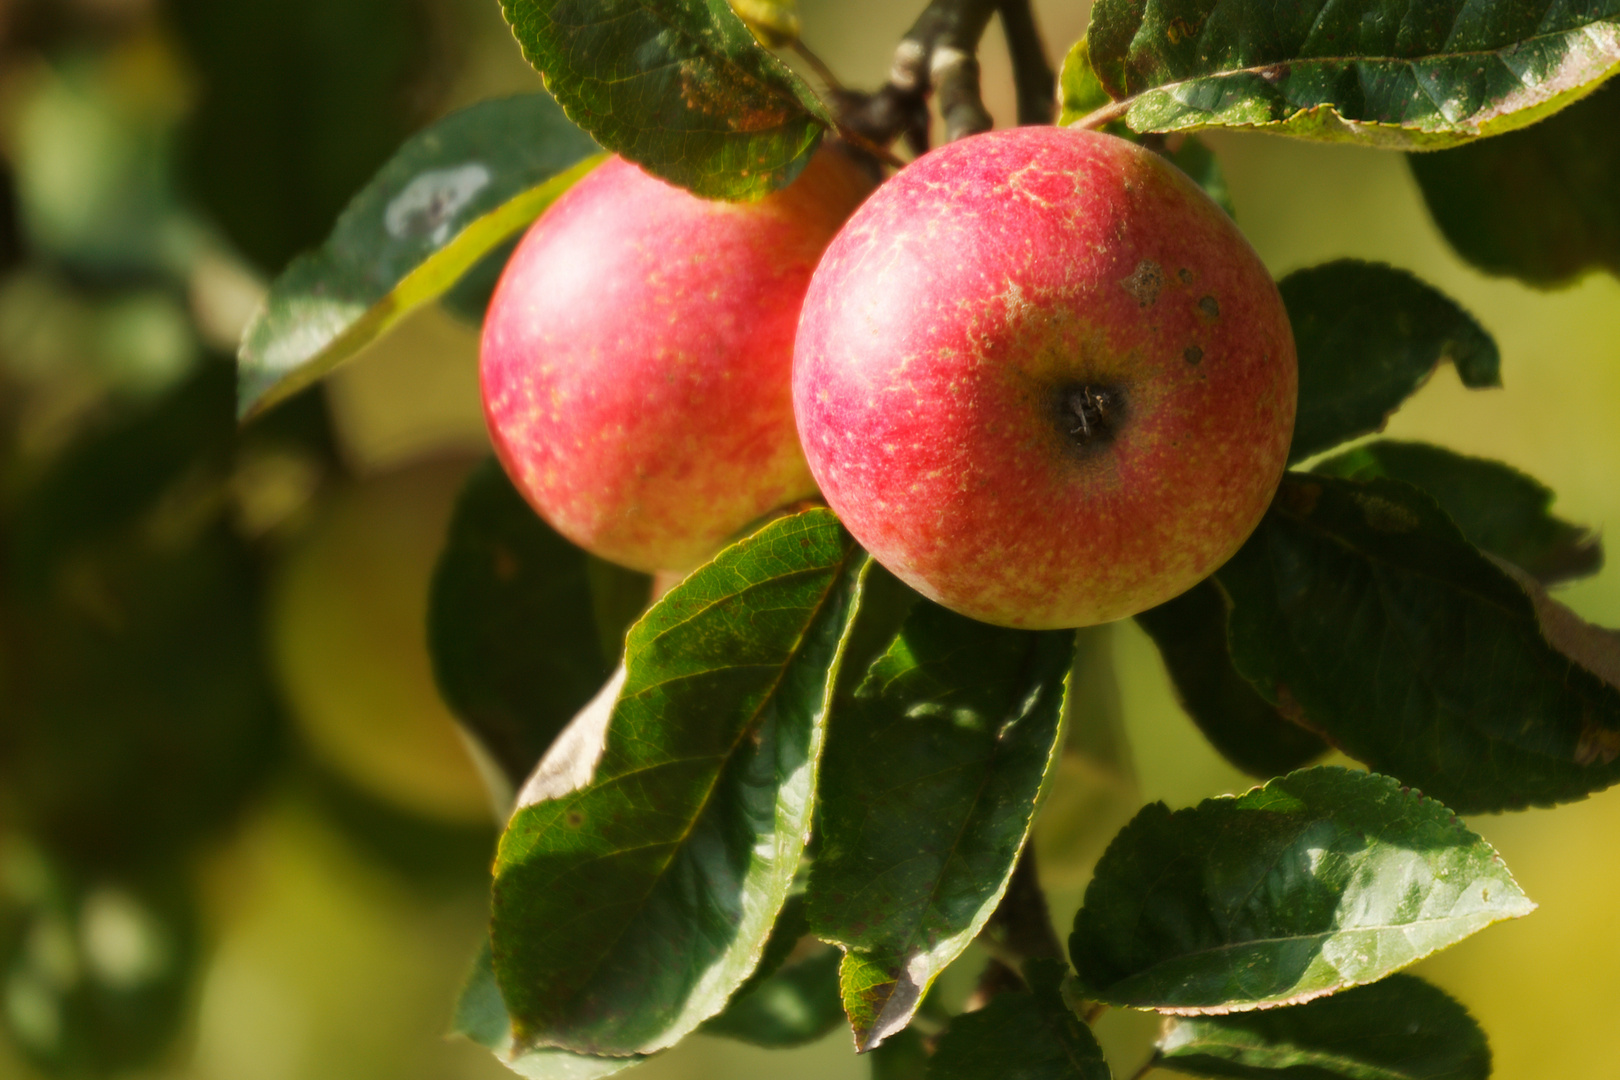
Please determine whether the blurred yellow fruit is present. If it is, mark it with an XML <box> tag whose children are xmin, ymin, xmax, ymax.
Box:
<box><xmin>269</xmin><ymin>457</ymin><xmax>492</xmax><ymax>824</ymax></box>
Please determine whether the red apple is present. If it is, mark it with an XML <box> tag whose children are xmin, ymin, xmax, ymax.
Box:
<box><xmin>794</xmin><ymin>127</ymin><xmax>1296</xmax><ymax>629</ymax></box>
<box><xmin>480</xmin><ymin>149</ymin><xmax>873</xmax><ymax>573</ymax></box>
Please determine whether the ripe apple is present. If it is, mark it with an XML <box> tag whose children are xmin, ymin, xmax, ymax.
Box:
<box><xmin>794</xmin><ymin>127</ymin><xmax>1296</xmax><ymax>630</ymax></box>
<box><xmin>480</xmin><ymin>148</ymin><xmax>874</xmax><ymax>573</ymax></box>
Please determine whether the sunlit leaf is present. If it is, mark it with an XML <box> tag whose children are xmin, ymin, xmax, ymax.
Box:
<box><xmin>1156</xmin><ymin>974</ymin><xmax>1490</xmax><ymax>1080</ymax></box>
<box><xmin>498</xmin><ymin>0</ymin><xmax>832</xmax><ymax>199</ymax></box>
<box><xmin>491</xmin><ymin>510</ymin><xmax>866</xmax><ymax>1055</ymax></box>
<box><xmin>808</xmin><ymin>602</ymin><xmax>1073</xmax><ymax>1049</ymax></box>
<box><xmin>1316</xmin><ymin>440</ymin><xmax>1601</xmax><ymax>584</ymax></box>
<box><xmin>1058</xmin><ymin>37</ymin><xmax>1114</xmax><ymax>125</ymax></box>
<box><xmin>1135</xmin><ymin>582</ymin><xmax>1327</xmax><ymax>779</ymax></box>
<box><xmin>1070</xmin><ymin>766</ymin><xmax>1534</xmax><ymax>1013</ymax></box>
<box><xmin>1082</xmin><ymin>0</ymin><xmax>1620</xmax><ymax>146</ymax></box>
<box><xmin>237</xmin><ymin>93</ymin><xmax>601</xmax><ymax>418</ymax></box>
<box><xmin>1218</xmin><ymin>475</ymin><xmax>1620</xmax><ymax>812</ymax></box>
<box><xmin>1282</xmin><ymin>261</ymin><xmax>1499</xmax><ymax>463</ymax></box>
<box><xmin>1410</xmin><ymin>80</ymin><xmax>1620</xmax><ymax>286</ymax></box>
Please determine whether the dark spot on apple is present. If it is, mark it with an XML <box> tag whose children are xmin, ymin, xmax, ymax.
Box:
<box><xmin>1120</xmin><ymin>260</ymin><xmax>1164</xmax><ymax>307</ymax></box>
<box><xmin>1177</xmin><ymin>267</ymin><xmax>1194</xmax><ymax>284</ymax></box>
<box><xmin>1198</xmin><ymin>295</ymin><xmax>1220</xmax><ymax>319</ymax></box>
<box><xmin>1183</xmin><ymin>345</ymin><xmax>1204</xmax><ymax>365</ymax></box>
<box><xmin>1056</xmin><ymin>383</ymin><xmax>1126</xmax><ymax>455</ymax></box>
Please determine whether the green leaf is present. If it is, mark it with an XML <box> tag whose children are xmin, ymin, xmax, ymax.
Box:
<box><xmin>498</xmin><ymin>0</ymin><xmax>832</xmax><ymax>200</ymax></box>
<box><xmin>701</xmin><ymin>897</ymin><xmax>843</xmax><ymax>1047</ymax></box>
<box><xmin>807</xmin><ymin>603</ymin><xmax>1074</xmax><ymax>1050</ymax></box>
<box><xmin>1218</xmin><ymin>475</ymin><xmax>1620</xmax><ymax>813</ymax></box>
<box><xmin>1409</xmin><ymin>80</ymin><xmax>1620</xmax><ymax>285</ymax></box>
<box><xmin>1070</xmin><ymin>767</ymin><xmax>1533</xmax><ymax>1014</ymax></box>
<box><xmin>928</xmin><ymin>960</ymin><xmax>1110</xmax><ymax>1080</ymax></box>
<box><xmin>1082</xmin><ymin>0</ymin><xmax>1620</xmax><ymax>146</ymax></box>
<box><xmin>729</xmin><ymin>0</ymin><xmax>800</xmax><ymax>47</ymax></box>
<box><xmin>236</xmin><ymin>93</ymin><xmax>602</xmax><ymax>418</ymax></box>
<box><xmin>1156</xmin><ymin>973</ymin><xmax>1490</xmax><ymax>1080</ymax></box>
<box><xmin>1135</xmin><ymin>582</ymin><xmax>1327</xmax><ymax>779</ymax></box>
<box><xmin>1059</xmin><ymin>37</ymin><xmax>1114</xmax><ymax>124</ymax></box>
<box><xmin>453</xmin><ymin>941</ymin><xmax>643</xmax><ymax>1079</ymax></box>
<box><xmin>491</xmin><ymin>509</ymin><xmax>867</xmax><ymax>1055</ymax></box>
<box><xmin>428</xmin><ymin>459</ymin><xmax>649</xmax><ymax>792</ymax></box>
<box><xmin>1315</xmin><ymin>440</ymin><xmax>1601</xmax><ymax>584</ymax></box>
<box><xmin>1060</xmin><ymin>38</ymin><xmax>1233</xmax><ymax>216</ymax></box>
<box><xmin>1281</xmin><ymin>261</ymin><xmax>1500</xmax><ymax>464</ymax></box>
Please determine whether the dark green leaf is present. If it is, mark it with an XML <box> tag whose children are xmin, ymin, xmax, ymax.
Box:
<box><xmin>1135</xmin><ymin>582</ymin><xmax>1327</xmax><ymax>779</ymax></box>
<box><xmin>1070</xmin><ymin>766</ymin><xmax>1534</xmax><ymax>1012</ymax></box>
<box><xmin>1083</xmin><ymin>0</ymin><xmax>1620</xmax><ymax>145</ymax></box>
<box><xmin>491</xmin><ymin>510</ymin><xmax>866</xmax><ymax>1055</ymax></box>
<box><xmin>1218</xmin><ymin>475</ymin><xmax>1620</xmax><ymax>812</ymax></box>
<box><xmin>452</xmin><ymin>941</ymin><xmax>642</xmax><ymax>1079</ymax></box>
<box><xmin>929</xmin><ymin>960</ymin><xmax>1109</xmax><ymax>1080</ymax></box>
<box><xmin>871</xmin><ymin>1027</ymin><xmax>931</xmax><ymax>1080</ymax></box>
<box><xmin>701</xmin><ymin>897</ymin><xmax>843</xmax><ymax>1047</ymax></box>
<box><xmin>499</xmin><ymin>0</ymin><xmax>832</xmax><ymax>199</ymax></box>
<box><xmin>1059</xmin><ymin>38</ymin><xmax>1233</xmax><ymax>215</ymax></box>
<box><xmin>1410</xmin><ymin>80</ymin><xmax>1620</xmax><ymax>285</ymax></box>
<box><xmin>807</xmin><ymin>603</ymin><xmax>1073</xmax><ymax>1050</ymax></box>
<box><xmin>237</xmin><ymin>94</ymin><xmax>602</xmax><ymax>418</ymax></box>
<box><xmin>1282</xmin><ymin>261</ymin><xmax>1500</xmax><ymax>463</ymax></box>
<box><xmin>1316</xmin><ymin>440</ymin><xmax>1601</xmax><ymax>584</ymax></box>
<box><xmin>429</xmin><ymin>459</ymin><xmax>648</xmax><ymax>792</ymax></box>
<box><xmin>1157</xmin><ymin>973</ymin><xmax>1490</xmax><ymax>1080</ymax></box>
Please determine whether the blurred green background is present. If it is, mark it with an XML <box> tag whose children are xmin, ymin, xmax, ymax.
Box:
<box><xmin>0</xmin><ymin>0</ymin><xmax>1615</xmax><ymax>1078</ymax></box>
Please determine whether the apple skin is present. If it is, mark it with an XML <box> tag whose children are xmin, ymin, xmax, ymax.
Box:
<box><xmin>794</xmin><ymin>127</ymin><xmax>1296</xmax><ymax>630</ymax></box>
<box><xmin>481</xmin><ymin>149</ymin><xmax>873</xmax><ymax>573</ymax></box>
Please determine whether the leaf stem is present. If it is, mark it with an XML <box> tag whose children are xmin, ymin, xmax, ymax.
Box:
<box><xmin>996</xmin><ymin>0</ymin><xmax>1054</xmax><ymax>125</ymax></box>
<box><xmin>791</xmin><ymin>38</ymin><xmax>845</xmax><ymax>93</ymax></box>
<box><xmin>1069</xmin><ymin>98</ymin><xmax>1131</xmax><ymax>130</ymax></box>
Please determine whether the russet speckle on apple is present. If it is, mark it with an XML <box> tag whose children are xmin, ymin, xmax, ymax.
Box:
<box><xmin>793</xmin><ymin>126</ymin><xmax>1297</xmax><ymax>629</ymax></box>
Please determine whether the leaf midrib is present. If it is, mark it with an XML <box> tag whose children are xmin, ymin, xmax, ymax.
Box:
<box><xmin>511</xmin><ymin>538</ymin><xmax>857</xmax><ymax>1051</ymax></box>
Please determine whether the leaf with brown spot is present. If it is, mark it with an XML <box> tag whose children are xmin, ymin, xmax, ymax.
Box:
<box><xmin>499</xmin><ymin>0</ymin><xmax>833</xmax><ymax>200</ymax></box>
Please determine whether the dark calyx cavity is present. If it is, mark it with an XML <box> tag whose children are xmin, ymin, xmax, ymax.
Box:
<box><xmin>1059</xmin><ymin>383</ymin><xmax>1125</xmax><ymax>452</ymax></box>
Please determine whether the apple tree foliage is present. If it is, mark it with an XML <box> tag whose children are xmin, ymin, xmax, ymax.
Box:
<box><xmin>37</xmin><ymin>0</ymin><xmax>1613</xmax><ymax>1075</ymax></box>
